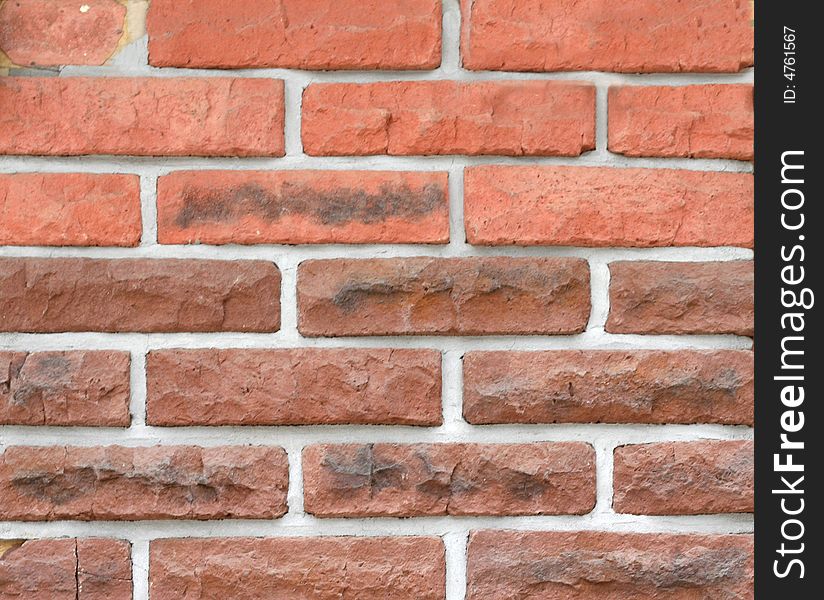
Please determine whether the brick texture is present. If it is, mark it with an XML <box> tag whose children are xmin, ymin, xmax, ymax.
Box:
<box><xmin>157</xmin><ymin>170</ymin><xmax>449</xmax><ymax>245</ymax></box>
<box><xmin>0</xmin><ymin>173</ymin><xmax>141</xmax><ymax>247</ymax></box>
<box><xmin>302</xmin><ymin>81</ymin><xmax>595</xmax><ymax>156</ymax></box>
<box><xmin>147</xmin><ymin>0</ymin><xmax>441</xmax><ymax>70</ymax></box>
<box><xmin>609</xmin><ymin>84</ymin><xmax>754</xmax><ymax>160</ymax></box>
<box><xmin>464</xmin><ymin>166</ymin><xmax>753</xmax><ymax>248</ymax></box>
<box><xmin>0</xmin><ymin>445</ymin><xmax>288</xmax><ymax>520</ymax></box>
<box><xmin>0</xmin><ymin>77</ymin><xmax>284</xmax><ymax>157</ymax></box>
<box><xmin>0</xmin><ymin>258</ymin><xmax>280</xmax><ymax>333</ymax></box>
<box><xmin>467</xmin><ymin>530</ymin><xmax>753</xmax><ymax>599</ymax></box>
<box><xmin>0</xmin><ymin>538</ymin><xmax>132</xmax><ymax>600</ymax></box>
<box><xmin>150</xmin><ymin>537</ymin><xmax>445</xmax><ymax>600</ymax></box>
<box><xmin>613</xmin><ymin>440</ymin><xmax>754</xmax><ymax>514</ymax></box>
<box><xmin>147</xmin><ymin>348</ymin><xmax>442</xmax><ymax>426</ymax></box>
<box><xmin>607</xmin><ymin>261</ymin><xmax>754</xmax><ymax>336</ymax></box>
<box><xmin>461</xmin><ymin>0</ymin><xmax>753</xmax><ymax>73</ymax></box>
<box><xmin>463</xmin><ymin>350</ymin><xmax>753</xmax><ymax>425</ymax></box>
<box><xmin>0</xmin><ymin>0</ymin><xmax>126</xmax><ymax>67</ymax></box>
<box><xmin>303</xmin><ymin>442</ymin><xmax>595</xmax><ymax>516</ymax></box>
<box><xmin>298</xmin><ymin>257</ymin><xmax>591</xmax><ymax>336</ymax></box>
<box><xmin>1</xmin><ymin>3</ymin><xmax>754</xmax><ymax>597</ymax></box>
<box><xmin>0</xmin><ymin>350</ymin><xmax>131</xmax><ymax>426</ymax></box>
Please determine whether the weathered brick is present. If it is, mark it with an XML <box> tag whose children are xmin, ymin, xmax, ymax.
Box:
<box><xmin>0</xmin><ymin>445</ymin><xmax>288</xmax><ymax>520</ymax></box>
<box><xmin>0</xmin><ymin>173</ymin><xmax>141</xmax><ymax>247</ymax></box>
<box><xmin>0</xmin><ymin>258</ymin><xmax>280</xmax><ymax>333</ymax></box>
<box><xmin>609</xmin><ymin>84</ymin><xmax>754</xmax><ymax>160</ymax></box>
<box><xmin>297</xmin><ymin>257</ymin><xmax>590</xmax><ymax>336</ymax></box>
<box><xmin>303</xmin><ymin>443</ymin><xmax>595</xmax><ymax>517</ymax></box>
<box><xmin>0</xmin><ymin>77</ymin><xmax>284</xmax><ymax>157</ymax></box>
<box><xmin>157</xmin><ymin>170</ymin><xmax>449</xmax><ymax>245</ymax></box>
<box><xmin>467</xmin><ymin>530</ymin><xmax>753</xmax><ymax>599</ymax></box>
<box><xmin>0</xmin><ymin>351</ymin><xmax>130</xmax><ymax>426</ymax></box>
<box><xmin>464</xmin><ymin>166</ymin><xmax>753</xmax><ymax>247</ymax></box>
<box><xmin>607</xmin><ymin>261</ymin><xmax>754</xmax><ymax>336</ymax></box>
<box><xmin>461</xmin><ymin>0</ymin><xmax>753</xmax><ymax>73</ymax></box>
<box><xmin>147</xmin><ymin>0</ymin><xmax>441</xmax><ymax>70</ymax></box>
<box><xmin>463</xmin><ymin>350</ymin><xmax>753</xmax><ymax>425</ymax></box>
<box><xmin>0</xmin><ymin>0</ymin><xmax>126</xmax><ymax>67</ymax></box>
<box><xmin>0</xmin><ymin>538</ymin><xmax>132</xmax><ymax>600</ymax></box>
<box><xmin>302</xmin><ymin>81</ymin><xmax>595</xmax><ymax>156</ymax></box>
<box><xmin>613</xmin><ymin>440</ymin><xmax>754</xmax><ymax>514</ymax></box>
<box><xmin>147</xmin><ymin>348</ymin><xmax>442</xmax><ymax>426</ymax></box>
<box><xmin>150</xmin><ymin>537</ymin><xmax>444</xmax><ymax>600</ymax></box>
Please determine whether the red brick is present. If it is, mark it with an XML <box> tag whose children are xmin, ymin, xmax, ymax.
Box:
<box><xmin>607</xmin><ymin>261</ymin><xmax>753</xmax><ymax>336</ymax></box>
<box><xmin>147</xmin><ymin>0</ymin><xmax>441</xmax><ymax>70</ymax></box>
<box><xmin>0</xmin><ymin>351</ymin><xmax>130</xmax><ymax>426</ymax></box>
<box><xmin>150</xmin><ymin>537</ymin><xmax>444</xmax><ymax>600</ymax></box>
<box><xmin>302</xmin><ymin>81</ymin><xmax>595</xmax><ymax>156</ymax></box>
<box><xmin>0</xmin><ymin>0</ymin><xmax>126</xmax><ymax>67</ymax></box>
<box><xmin>0</xmin><ymin>445</ymin><xmax>288</xmax><ymax>520</ymax></box>
<box><xmin>147</xmin><ymin>348</ymin><xmax>442</xmax><ymax>426</ymax></box>
<box><xmin>298</xmin><ymin>257</ymin><xmax>590</xmax><ymax>336</ymax></box>
<box><xmin>0</xmin><ymin>173</ymin><xmax>141</xmax><ymax>247</ymax></box>
<box><xmin>609</xmin><ymin>84</ymin><xmax>754</xmax><ymax>160</ymax></box>
<box><xmin>303</xmin><ymin>442</ymin><xmax>595</xmax><ymax>517</ymax></box>
<box><xmin>613</xmin><ymin>440</ymin><xmax>754</xmax><ymax>515</ymax></box>
<box><xmin>467</xmin><ymin>530</ymin><xmax>753</xmax><ymax>599</ymax></box>
<box><xmin>464</xmin><ymin>166</ymin><xmax>753</xmax><ymax>248</ymax></box>
<box><xmin>157</xmin><ymin>170</ymin><xmax>449</xmax><ymax>245</ymax></box>
<box><xmin>461</xmin><ymin>0</ymin><xmax>753</xmax><ymax>73</ymax></box>
<box><xmin>0</xmin><ymin>258</ymin><xmax>280</xmax><ymax>333</ymax></box>
<box><xmin>0</xmin><ymin>77</ymin><xmax>283</xmax><ymax>157</ymax></box>
<box><xmin>0</xmin><ymin>538</ymin><xmax>132</xmax><ymax>600</ymax></box>
<box><xmin>463</xmin><ymin>350</ymin><xmax>753</xmax><ymax>425</ymax></box>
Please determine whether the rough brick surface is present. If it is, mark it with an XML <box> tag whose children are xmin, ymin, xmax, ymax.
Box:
<box><xmin>302</xmin><ymin>81</ymin><xmax>595</xmax><ymax>156</ymax></box>
<box><xmin>0</xmin><ymin>77</ymin><xmax>284</xmax><ymax>157</ymax></box>
<box><xmin>607</xmin><ymin>261</ymin><xmax>754</xmax><ymax>336</ymax></box>
<box><xmin>463</xmin><ymin>350</ymin><xmax>753</xmax><ymax>425</ymax></box>
<box><xmin>0</xmin><ymin>173</ymin><xmax>141</xmax><ymax>247</ymax></box>
<box><xmin>147</xmin><ymin>0</ymin><xmax>441</xmax><ymax>70</ymax></box>
<box><xmin>0</xmin><ymin>258</ymin><xmax>280</xmax><ymax>333</ymax></box>
<box><xmin>0</xmin><ymin>351</ymin><xmax>130</xmax><ymax>426</ymax></box>
<box><xmin>461</xmin><ymin>0</ymin><xmax>753</xmax><ymax>73</ymax></box>
<box><xmin>0</xmin><ymin>0</ymin><xmax>126</xmax><ymax>67</ymax></box>
<box><xmin>147</xmin><ymin>348</ymin><xmax>442</xmax><ymax>426</ymax></box>
<box><xmin>613</xmin><ymin>440</ymin><xmax>754</xmax><ymax>515</ymax></box>
<box><xmin>609</xmin><ymin>84</ymin><xmax>754</xmax><ymax>160</ymax></box>
<box><xmin>466</xmin><ymin>530</ymin><xmax>753</xmax><ymax>599</ymax></box>
<box><xmin>157</xmin><ymin>170</ymin><xmax>449</xmax><ymax>245</ymax></box>
<box><xmin>303</xmin><ymin>443</ymin><xmax>595</xmax><ymax>516</ymax></box>
<box><xmin>464</xmin><ymin>166</ymin><xmax>753</xmax><ymax>248</ymax></box>
<box><xmin>298</xmin><ymin>257</ymin><xmax>590</xmax><ymax>336</ymax></box>
<box><xmin>150</xmin><ymin>537</ymin><xmax>445</xmax><ymax>600</ymax></box>
<box><xmin>0</xmin><ymin>538</ymin><xmax>132</xmax><ymax>600</ymax></box>
<box><xmin>0</xmin><ymin>445</ymin><xmax>288</xmax><ymax>521</ymax></box>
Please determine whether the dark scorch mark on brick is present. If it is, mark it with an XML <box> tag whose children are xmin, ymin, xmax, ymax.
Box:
<box><xmin>328</xmin><ymin>263</ymin><xmax>562</xmax><ymax>313</ymax></box>
<box><xmin>9</xmin><ymin>462</ymin><xmax>245</xmax><ymax>507</ymax></box>
<box><xmin>175</xmin><ymin>182</ymin><xmax>445</xmax><ymax>228</ymax></box>
<box><xmin>320</xmin><ymin>445</ymin><xmax>408</xmax><ymax>495</ymax></box>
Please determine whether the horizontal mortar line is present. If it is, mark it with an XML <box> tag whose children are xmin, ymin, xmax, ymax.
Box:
<box><xmin>0</xmin><ymin>332</ymin><xmax>754</xmax><ymax>352</ymax></box>
<box><xmin>0</xmin><ymin>245</ymin><xmax>754</xmax><ymax>261</ymax></box>
<box><xmin>54</xmin><ymin>63</ymin><xmax>754</xmax><ymax>85</ymax></box>
<box><xmin>0</xmin><ymin>514</ymin><xmax>754</xmax><ymax>540</ymax></box>
<box><xmin>0</xmin><ymin>423</ymin><xmax>754</xmax><ymax>446</ymax></box>
<box><xmin>0</xmin><ymin>153</ymin><xmax>754</xmax><ymax>173</ymax></box>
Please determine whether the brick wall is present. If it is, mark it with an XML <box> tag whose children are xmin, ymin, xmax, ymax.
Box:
<box><xmin>1</xmin><ymin>1</ymin><xmax>753</xmax><ymax>598</ymax></box>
